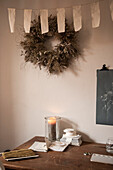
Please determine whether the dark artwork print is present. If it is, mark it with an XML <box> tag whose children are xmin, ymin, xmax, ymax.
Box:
<box><xmin>96</xmin><ymin>70</ymin><xmax>113</xmax><ymax>126</ymax></box>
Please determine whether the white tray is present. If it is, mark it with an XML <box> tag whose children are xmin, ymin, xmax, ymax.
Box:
<box><xmin>5</xmin><ymin>154</ymin><xmax>39</xmax><ymax>161</ymax></box>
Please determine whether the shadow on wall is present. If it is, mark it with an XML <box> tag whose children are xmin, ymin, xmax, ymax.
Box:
<box><xmin>69</xmin><ymin>4</ymin><xmax>92</xmax><ymax>76</ymax></box>
<box><xmin>60</xmin><ymin>118</ymin><xmax>95</xmax><ymax>142</ymax></box>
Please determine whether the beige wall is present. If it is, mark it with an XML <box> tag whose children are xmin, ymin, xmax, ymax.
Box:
<box><xmin>0</xmin><ymin>0</ymin><xmax>113</xmax><ymax>151</ymax></box>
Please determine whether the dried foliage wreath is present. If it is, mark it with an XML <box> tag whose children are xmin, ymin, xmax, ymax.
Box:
<box><xmin>20</xmin><ymin>16</ymin><xmax>80</xmax><ymax>74</ymax></box>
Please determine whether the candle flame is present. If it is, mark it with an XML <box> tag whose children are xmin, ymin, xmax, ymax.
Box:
<box><xmin>48</xmin><ymin>117</ymin><xmax>56</xmax><ymax>125</ymax></box>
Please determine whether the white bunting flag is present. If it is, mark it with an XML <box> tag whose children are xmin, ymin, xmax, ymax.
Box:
<box><xmin>24</xmin><ymin>9</ymin><xmax>32</xmax><ymax>33</ymax></box>
<box><xmin>73</xmin><ymin>5</ymin><xmax>82</xmax><ymax>32</ymax></box>
<box><xmin>57</xmin><ymin>8</ymin><xmax>65</xmax><ymax>33</ymax></box>
<box><xmin>40</xmin><ymin>9</ymin><xmax>48</xmax><ymax>34</ymax></box>
<box><xmin>8</xmin><ymin>8</ymin><xmax>15</xmax><ymax>33</ymax></box>
<box><xmin>91</xmin><ymin>2</ymin><xmax>100</xmax><ymax>28</ymax></box>
<box><xmin>110</xmin><ymin>1</ymin><xmax>113</xmax><ymax>21</ymax></box>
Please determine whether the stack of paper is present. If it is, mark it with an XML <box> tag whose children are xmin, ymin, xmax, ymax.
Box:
<box><xmin>60</xmin><ymin>134</ymin><xmax>82</xmax><ymax>146</ymax></box>
<box><xmin>71</xmin><ymin>135</ymin><xmax>82</xmax><ymax>146</ymax></box>
<box><xmin>29</xmin><ymin>142</ymin><xmax>48</xmax><ymax>152</ymax></box>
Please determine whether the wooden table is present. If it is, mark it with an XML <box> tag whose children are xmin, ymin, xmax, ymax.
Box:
<box><xmin>0</xmin><ymin>136</ymin><xmax>113</xmax><ymax>170</ymax></box>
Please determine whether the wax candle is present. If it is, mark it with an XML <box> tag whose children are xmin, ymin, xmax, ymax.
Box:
<box><xmin>48</xmin><ymin>117</ymin><xmax>56</xmax><ymax>141</ymax></box>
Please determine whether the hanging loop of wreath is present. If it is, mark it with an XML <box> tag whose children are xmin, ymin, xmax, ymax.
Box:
<box><xmin>20</xmin><ymin>16</ymin><xmax>80</xmax><ymax>74</ymax></box>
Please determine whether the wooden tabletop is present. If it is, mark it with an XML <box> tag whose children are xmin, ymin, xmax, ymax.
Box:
<box><xmin>0</xmin><ymin>136</ymin><xmax>113</xmax><ymax>170</ymax></box>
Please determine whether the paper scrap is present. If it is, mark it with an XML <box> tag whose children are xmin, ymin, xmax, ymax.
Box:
<box><xmin>110</xmin><ymin>1</ymin><xmax>113</xmax><ymax>21</ymax></box>
<box><xmin>49</xmin><ymin>141</ymin><xmax>69</xmax><ymax>152</ymax></box>
<box><xmin>24</xmin><ymin>9</ymin><xmax>32</xmax><ymax>33</ymax></box>
<box><xmin>57</xmin><ymin>8</ymin><xmax>65</xmax><ymax>33</ymax></box>
<box><xmin>29</xmin><ymin>142</ymin><xmax>48</xmax><ymax>152</ymax></box>
<box><xmin>40</xmin><ymin>9</ymin><xmax>49</xmax><ymax>34</ymax></box>
<box><xmin>73</xmin><ymin>5</ymin><xmax>82</xmax><ymax>32</ymax></box>
<box><xmin>8</xmin><ymin>8</ymin><xmax>15</xmax><ymax>33</ymax></box>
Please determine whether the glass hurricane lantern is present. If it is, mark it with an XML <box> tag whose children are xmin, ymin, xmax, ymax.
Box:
<box><xmin>45</xmin><ymin>116</ymin><xmax>61</xmax><ymax>143</ymax></box>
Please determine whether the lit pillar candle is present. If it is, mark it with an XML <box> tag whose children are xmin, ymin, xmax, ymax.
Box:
<box><xmin>48</xmin><ymin>117</ymin><xmax>56</xmax><ymax>141</ymax></box>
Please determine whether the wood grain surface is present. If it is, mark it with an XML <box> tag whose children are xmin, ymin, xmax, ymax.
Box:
<box><xmin>0</xmin><ymin>136</ymin><xmax>113</xmax><ymax>170</ymax></box>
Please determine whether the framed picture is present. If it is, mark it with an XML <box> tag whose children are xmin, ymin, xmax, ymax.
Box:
<box><xmin>96</xmin><ymin>69</ymin><xmax>113</xmax><ymax>126</ymax></box>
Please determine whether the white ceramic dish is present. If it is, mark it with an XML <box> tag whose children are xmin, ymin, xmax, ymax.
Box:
<box><xmin>52</xmin><ymin>141</ymin><xmax>66</xmax><ymax>146</ymax></box>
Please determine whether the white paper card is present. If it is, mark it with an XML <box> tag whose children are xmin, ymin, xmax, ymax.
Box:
<box><xmin>57</xmin><ymin>8</ymin><xmax>65</xmax><ymax>33</ymax></box>
<box><xmin>90</xmin><ymin>153</ymin><xmax>113</xmax><ymax>165</ymax></box>
<box><xmin>49</xmin><ymin>141</ymin><xmax>69</xmax><ymax>152</ymax></box>
<box><xmin>8</xmin><ymin>8</ymin><xmax>15</xmax><ymax>33</ymax></box>
<box><xmin>29</xmin><ymin>142</ymin><xmax>48</xmax><ymax>152</ymax></box>
<box><xmin>91</xmin><ymin>2</ymin><xmax>100</xmax><ymax>28</ymax></box>
<box><xmin>40</xmin><ymin>9</ymin><xmax>49</xmax><ymax>34</ymax></box>
<box><xmin>73</xmin><ymin>5</ymin><xmax>82</xmax><ymax>32</ymax></box>
<box><xmin>110</xmin><ymin>1</ymin><xmax>113</xmax><ymax>21</ymax></box>
<box><xmin>24</xmin><ymin>9</ymin><xmax>32</xmax><ymax>33</ymax></box>
<box><xmin>65</xmin><ymin>138</ymin><xmax>72</xmax><ymax>144</ymax></box>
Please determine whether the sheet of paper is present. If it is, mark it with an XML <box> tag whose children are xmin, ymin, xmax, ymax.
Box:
<box><xmin>49</xmin><ymin>142</ymin><xmax>69</xmax><ymax>152</ymax></box>
<box><xmin>29</xmin><ymin>142</ymin><xmax>48</xmax><ymax>152</ymax></box>
<box><xmin>90</xmin><ymin>153</ymin><xmax>113</xmax><ymax>165</ymax></box>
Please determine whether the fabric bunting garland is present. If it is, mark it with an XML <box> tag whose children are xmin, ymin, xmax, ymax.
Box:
<box><xmin>57</xmin><ymin>8</ymin><xmax>65</xmax><ymax>33</ymax></box>
<box><xmin>7</xmin><ymin>0</ymin><xmax>113</xmax><ymax>33</ymax></box>
<box><xmin>73</xmin><ymin>5</ymin><xmax>82</xmax><ymax>32</ymax></box>
<box><xmin>110</xmin><ymin>1</ymin><xmax>113</xmax><ymax>21</ymax></box>
<box><xmin>40</xmin><ymin>9</ymin><xmax>49</xmax><ymax>34</ymax></box>
<box><xmin>24</xmin><ymin>9</ymin><xmax>32</xmax><ymax>33</ymax></box>
<box><xmin>91</xmin><ymin>2</ymin><xmax>100</xmax><ymax>28</ymax></box>
<box><xmin>8</xmin><ymin>8</ymin><xmax>15</xmax><ymax>33</ymax></box>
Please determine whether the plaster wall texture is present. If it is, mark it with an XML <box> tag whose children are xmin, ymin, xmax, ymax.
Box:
<box><xmin>0</xmin><ymin>0</ymin><xmax>113</xmax><ymax>151</ymax></box>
